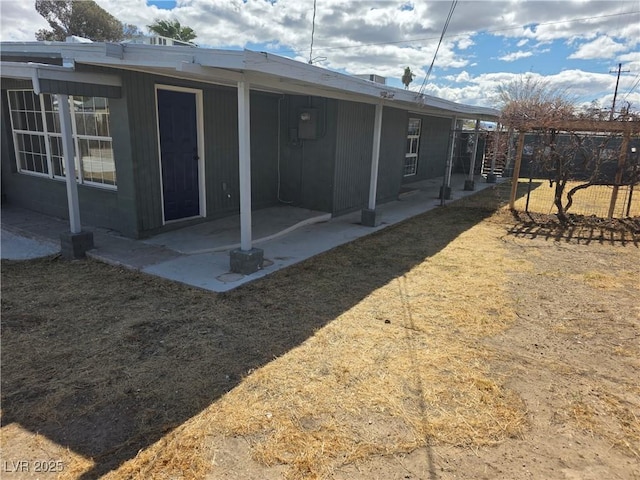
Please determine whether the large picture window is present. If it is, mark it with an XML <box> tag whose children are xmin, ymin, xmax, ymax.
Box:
<box><xmin>404</xmin><ymin>117</ymin><xmax>421</xmax><ymax>176</ymax></box>
<box><xmin>7</xmin><ymin>90</ymin><xmax>116</xmax><ymax>188</ymax></box>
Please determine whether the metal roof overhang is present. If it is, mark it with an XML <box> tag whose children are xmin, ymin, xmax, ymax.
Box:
<box><xmin>0</xmin><ymin>42</ymin><xmax>500</xmax><ymax>121</ymax></box>
<box><xmin>1</xmin><ymin>61</ymin><xmax>122</xmax><ymax>96</ymax></box>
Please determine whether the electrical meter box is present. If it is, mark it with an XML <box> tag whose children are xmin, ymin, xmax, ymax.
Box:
<box><xmin>297</xmin><ymin>108</ymin><xmax>319</xmax><ymax>140</ymax></box>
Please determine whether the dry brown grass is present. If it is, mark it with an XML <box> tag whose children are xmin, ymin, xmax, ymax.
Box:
<box><xmin>512</xmin><ymin>179</ymin><xmax>640</xmax><ymax>218</ymax></box>
<box><xmin>110</xmin><ymin>194</ymin><xmax>530</xmax><ymax>479</ymax></box>
<box><xmin>566</xmin><ymin>389</ymin><xmax>640</xmax><ymax>459</ymax></box>
<box><xmin>2</xmin><ymin>182</ymin><xmax>638</xmax><ymax>479</ymax></box>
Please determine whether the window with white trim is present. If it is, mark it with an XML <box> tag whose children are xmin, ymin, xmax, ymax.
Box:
<box><xmin>7</xmin><ymin>90</ymin><xmax>116</xmax><ymax>188</ymax></box>
<box><xmin>404</xmin><ymin>117</ymin><xmax>421</xmax><ymax>176</ymax></box>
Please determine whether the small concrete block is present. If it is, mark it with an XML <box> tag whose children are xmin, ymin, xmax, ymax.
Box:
<box><xmin>486</xmin><ymin>173</ymin><xmax>497</xmax><ymax>183</ymax></box>
<box><xmin>439</xmin><ymin>186</ymin><xmax>452</xmax><ymax>200</ymax></box>
<box><xmin>361</xmin><ymin>208</ymin><xmax>381</xmax><ymax>227</ymax></box>
<box><xmin>60</xmin><ymin>231</ymin><xmax>94</xmax><ymax>259</ymax></box>
<box><xmin>230</xmin><ymin>248</ymin><xmax>264</xmax><ymax>275</ymax></box>
<box><xmin>464</xmin><ymin>180</ymin><xmax>476</xmax><ymax>191</ymax></box>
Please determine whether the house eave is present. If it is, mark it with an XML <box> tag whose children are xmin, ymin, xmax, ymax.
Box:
<box><xmin>0</xmin><ymin>42</ymin><xmax>500</xmax><ymax>120</ymax></box>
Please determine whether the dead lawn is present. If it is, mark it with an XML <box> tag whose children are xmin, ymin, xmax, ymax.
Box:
<box><xmin>1</xmin><ymin>184</ymin><xmax>639</xmax><ymax>479</ymax></box>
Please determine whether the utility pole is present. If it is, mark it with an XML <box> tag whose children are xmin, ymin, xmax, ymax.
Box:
<box><xmin>609</xmin><ymin>63</ymin><xmax>630</xmax><ymax>120</ymax></box>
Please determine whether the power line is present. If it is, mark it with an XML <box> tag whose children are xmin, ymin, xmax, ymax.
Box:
<box><xmin>280</xmin><ymin>10</ymin><xmax>639</xmax><ymax>58</ymax></box>
<box><xmin>621</xmin><ymin>74</ymin><xmax>640</xmax><ymax>103</ymax></box>
<box><xmin>418</xmin><ymin>0</ymin><xmax>458</xmax><ymax>95</ymax></box>
<box><xmin>308</xmin><ymin>0</ymin><xmax>317</xmax><ymax>64</ymax></box>
<box><xmin>609</xmin><ymin>63</ymin><xmax>631</xmax><ymax>119</ymax></box>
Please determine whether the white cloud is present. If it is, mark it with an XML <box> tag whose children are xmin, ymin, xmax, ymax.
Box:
<box><xmin>568</xmin><ymin>35</ymin><xmax>628</xmax><ymax>60</ymax></box>
<box><xmin>498</xmin><ymin>50</ymin><xmax>534</xmax><ymax>62</ymax></box>
<box><xmin>0</xmin><ymin>2</ymin><xmax>48</xmax><ymax>41</ymax></box>
<box><xmin>456</xmin><ymin>36</ymin><xmax>474</xmax><ymax>50</ymax></box>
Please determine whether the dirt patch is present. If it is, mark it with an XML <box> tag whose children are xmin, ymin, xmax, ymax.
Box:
<box><xmin>1</xmin><ymin>186</ymin><xmax>639</xmax><ymax>479</ymax></box>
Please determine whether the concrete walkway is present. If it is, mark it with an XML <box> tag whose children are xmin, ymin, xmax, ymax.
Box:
<box><xmin>1</xmin><ymin>174</ymin><xmax>500</xmax><ymax>292</ymax></box>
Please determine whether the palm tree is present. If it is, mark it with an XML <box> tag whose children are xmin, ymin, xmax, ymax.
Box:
<box><xmin>147</xmin><ymin>18</ymin><xmax>196</xmax><ymax>42</ymax></box>
<box><xmin>401</xmin><ymin>67</ymin><xmax>415</xmax><ymax>89</ymax></box>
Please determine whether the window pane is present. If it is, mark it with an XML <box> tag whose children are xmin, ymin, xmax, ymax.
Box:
<box><xmin>74</xmin><ymin>112</ymin><xmax>86</xmax><ymax>135</ymax></box>
<box><xmin>79</xmin><ymin>138</ymin><xmax>116</xmax><ymax>185</ymax></box>
<box><xmin>49</xmin><ymin>136</ymin><xmax>65</xmax><ymax>177</ymax></box>
<box><xmin>408</xmin><ymin>118</ymin><xmax>421</xmax><ymax>135</ymax></box>
<box><xmin>15</xmin><ymin>133</ymin><xmax>49</xmax><ymax>174</ymax></box>
<box><xmin>75</xmin><ymin>97</ymin><xmax>116</xmax><ymax>187</ymax></box>
<box><xmin>96</xmin><ymin>111</ymin><xmax>109</xmax><ymax>137</ymax></box>
<box><xmin>24</xmin><ymin>91</ymin><xmax>34</xmax><ymax>111</ymax></box>
<box><xmin>11</xmin><ymin>111</ymin><xmax>26</xmax><ymax>130</ymax></box>
<box><xmin>404</xmin><ymin>118</ymin><xmax>421</xmax><ymax>176</ymax></box>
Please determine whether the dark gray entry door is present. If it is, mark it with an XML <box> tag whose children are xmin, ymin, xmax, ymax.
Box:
<box><xmin>157</xmin><ymin>89</ymin><xmax>199</xmax><ymax>221</ymax></box>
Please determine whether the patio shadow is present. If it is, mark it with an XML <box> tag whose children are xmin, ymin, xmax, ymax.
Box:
<box><xmin>1</xmin><ymin>201</ymin><xmax>498</xmax><ymax>479</ymax></box>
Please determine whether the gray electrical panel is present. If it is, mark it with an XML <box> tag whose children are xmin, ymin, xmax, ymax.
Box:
<box><xmin>298</xmin><ymin>108</ymin><xmax>319</xmax><ymax>139</ymax></box>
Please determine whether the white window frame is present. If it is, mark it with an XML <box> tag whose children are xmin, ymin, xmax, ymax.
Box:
<box><xmin>404</xmin><ymin>117</ymin><xmax>421</xmax><ymax>176</ymax></box>
<box><xmin>7</xmin><ymin>89</ymin><xmax>117</xmax><ymax>190</ymax></box>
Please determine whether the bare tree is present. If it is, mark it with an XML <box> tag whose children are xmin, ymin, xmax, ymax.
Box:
<box><xmin>496</xmin><ymin>75</ymin><xmax>635</xmax><ymax>221</ymax></box>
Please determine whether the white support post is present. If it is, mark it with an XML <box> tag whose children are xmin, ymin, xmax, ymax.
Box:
<box><xmin>444</xmin><ymin>116</ymin><xmax>457</xmax><ymax>188</ymax></box>
<box><xmin>490</xmin><ymin>123</ymin><xmax>500</xmax><ymax>175</ymax></box>
<box><xmin>368</xmin><ymin>103</ymin><xmax>383</xmax><ymax>210</ymax></box>
<box><xmin>468</xmin><ymin>119</ymin><xmax>480</xmax><ymax>180</ymax></box>
<box><xmin>58</xmin><ymin>94</ymin><xmax>81</xmax><ymax>234</ymax></box>
<box><xmin>237</xmin><ymin>79</ymin><xmax>252</xmax><ymax>251</ymax></box>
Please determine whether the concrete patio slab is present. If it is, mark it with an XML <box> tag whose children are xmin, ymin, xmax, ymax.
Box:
<box><xmin>1</xmin><ymin>174</ymin><xmax>503</xmax><ymax>292</ymax></box>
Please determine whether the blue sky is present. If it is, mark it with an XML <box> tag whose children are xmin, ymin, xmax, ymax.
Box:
<box><xmin>1</xmin><ymin>0</ymin><xmax>638</xmax><ymax>112</ymax></box>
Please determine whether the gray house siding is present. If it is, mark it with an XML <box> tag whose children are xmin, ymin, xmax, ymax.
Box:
<box><xmin>1</xmin><ymin>77</ymin><xmax>126</xmax><ymax>234</ymax></box>
<box><xmin>376</xmin><ymin>106</ymin><xmax>408</xmax><ymax>202</ymax></box>
<box><xmin>2</xmin><ymin>61</ymin><xmax>464</xmax><ymax>238</ymax></box>
<box><xmin>204</xmin><ymin>85</ymin><xmax>239</xmax><ymax>217</ymax></box>
<box><xmin>333</xmin><ymin>100</ymin><xmax>375</xmax><ymax>215</ymax></box>
<box><xmin>121</xmin><ymin>70</ymin><xmax>282</xmax><ymax>236</ymax></box>
<box><xmin>278</xmin><ymin>95</ymin><xmax>337</xmax><ymax>213</ymax></box>
<box><xmin>250</xmin><ymin>93</ymin><xmax>280</xmax><ymax>210</ymax></box>
<box><xmin>403</xmin><ymin>114</ymin><xmax>452</xmax><ymax>183</ymax></box>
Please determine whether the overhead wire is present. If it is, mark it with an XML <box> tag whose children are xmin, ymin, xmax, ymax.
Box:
<box><xmin>278</xmin><ymin>10</ymin><xmax>638</xmax><ymax>58</ymax></box>
<box><xmin>620</xmin><ymin>73</ymin><xmax>640</xmax><ymax>103</ymax></box>
<box><xmin>417</xmin><ymin>0</ymin><xmax>458</xmax><ymax>96</ymax></box>
<box><xmin>308</xmin><ymin>0</ymin><xmax>317</xmax><ymax>64</ymax></box>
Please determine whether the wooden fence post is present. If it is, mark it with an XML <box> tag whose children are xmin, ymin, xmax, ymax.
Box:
<box><xmin>607</xmin><ymin>133</ymin><xmax>630</xmax><ymax>218</ymax></box>
<box><xmin>509</xmin><ymin>131</ymin><xmax>526</xmax><ymax>210</ymax></box>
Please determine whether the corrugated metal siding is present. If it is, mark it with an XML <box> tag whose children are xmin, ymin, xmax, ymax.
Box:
<box><xmin>203</xmin><ymin>86</ymin><xmax>239</xmax><ymax>216</ymax></box>
<box><xmin>38</xmin><ymin>79</ymin><xmax>121</xmax><ymax>98</ymax></box>
<box><xmin>333</xmin><ymin>100</ymin><xmax>375</xmax><ymax>214</ymax></box>
<box><xmin>376</xmin><ymin>107</ymin><xmax>408</xmax><ymax>202</ymax></box>
<box><xmin>122</xmin><ymin>70</ymin><xmax>164</xmax><ymax>232</ymax></box>
<box><xmin>250</xmin><ymin>93</ymin><xmax>279</xmax><ymax>209</ymax></box>
<box><xmin>203</xmin><ymin>89</ymin><xmax>281</xmax><ymax>215</ymax></box>
<box><xmin>124</xmin><ymin>70</ymin><xmax>282</xmax><ymax>233</ymax></box>
<box><xmin>278</xmin><ymin>95</ymin><xmax>337</xmax><ymax>212</ymax></box>
<box><xmin>1</xmin><ymin>79</ymin><xmax>33</xmax><ymax>90</ymax></box>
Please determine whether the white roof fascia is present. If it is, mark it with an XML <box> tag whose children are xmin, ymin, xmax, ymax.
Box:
<box><xmin>177</xmin><ymin>62</ymin><xmax>244</xmax><ymax>84</ymax></box>
<box><xmin>1</xmin><ymin>61</ymin><xmax>121</xmax><ymax>94</ymax></box>
<box><xmin>1</xmin><ymin>42</ymin><xmax>499</xmax><ymax>120</ymax></box>
<box><xmin>242</xmin><ymin>50</ymin><xmax>499</xmax><ymax>120</ymax></box>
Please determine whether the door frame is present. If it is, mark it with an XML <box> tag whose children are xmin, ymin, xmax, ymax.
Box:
<box><xmin>155</xmin><ymin>84</ymin><xmax>206</xmax><ymax>225</ymax></box>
